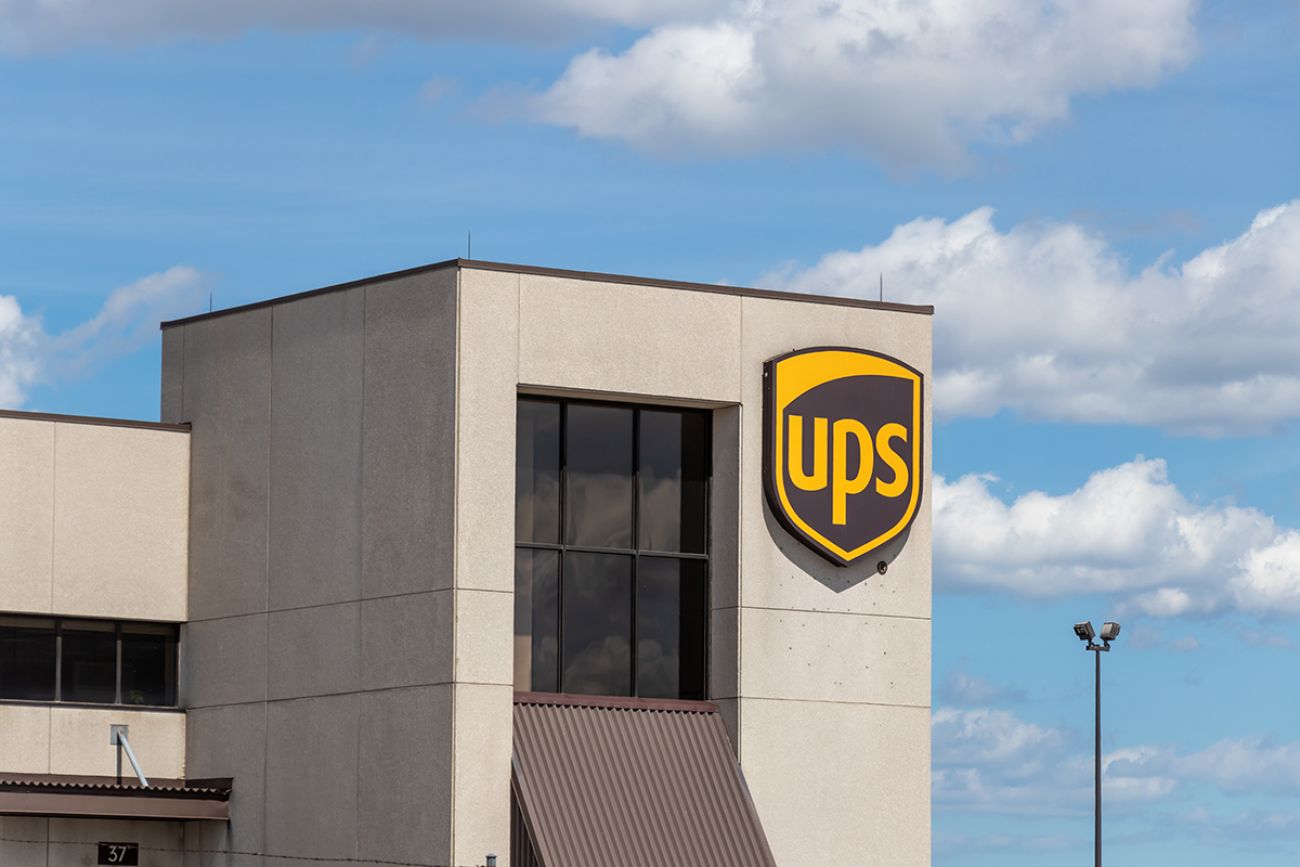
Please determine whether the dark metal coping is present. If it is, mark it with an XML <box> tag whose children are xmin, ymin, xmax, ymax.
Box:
<box><xmin>160</xmin><ymin>258</ymin><xmax>935</xmax><ymax>329</ymax></box>
<box><xmin>0</xmin><ymin>775</ymin><xmax>230</xmax><ymax>822</ymax></box>
<box><xmin>512</xmin><ymin>694</ymin><xmax>777</xmax><ymax>867</ymax></box>
<box><xmin>0</xmin><ymin>408</ymin><xmax>190</xmax><ymax>433</ymax></box>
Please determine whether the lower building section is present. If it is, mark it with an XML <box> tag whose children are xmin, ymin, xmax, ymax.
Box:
<box><xmin>1</xmin><ymin>817</ymin><xmax>192</xmax><ymax>867</ymax></box>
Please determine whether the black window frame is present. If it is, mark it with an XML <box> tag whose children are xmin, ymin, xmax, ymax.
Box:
<box><xmin>515</xmin><ymin>396</ymin><xmax>712</xmax><ymax>700</ymax></box>
<box><xmin>0</xmin><ymin>614</ymin><xmax>180</xmax><ymax>710</ymax></box>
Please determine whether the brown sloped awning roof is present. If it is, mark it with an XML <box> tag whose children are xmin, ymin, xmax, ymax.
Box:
<box><xmin>0</xmin><ymin>775</ymin><xmax>231</xmax><ymax>821</ymax></box>
<box><xmin>512</xmin><ymin>693</ymin><xmax>777</xmax><ymax>867</ymax></box>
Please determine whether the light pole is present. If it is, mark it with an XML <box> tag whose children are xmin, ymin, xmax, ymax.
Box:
<box><xmin>1073</xmin><ymin>620</ymin><xmax>1120</xmax><ymax>867</ymax></box>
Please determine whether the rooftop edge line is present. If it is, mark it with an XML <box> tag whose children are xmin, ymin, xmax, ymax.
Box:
<box><xmin>159</xmin><ymin>258</ymin><xmax>935</xmax><ymax>328</ymax></box>
<box><xmin>0</xmin><ymin>409</ymin><xmax>191</xmax><ymax>433</ymax></box>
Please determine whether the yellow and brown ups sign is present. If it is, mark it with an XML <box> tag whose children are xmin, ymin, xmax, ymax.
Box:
<box><xmin>763</xmin><ymin>347</ymin><xmax>923</xmax><ymax>567</ymax></box>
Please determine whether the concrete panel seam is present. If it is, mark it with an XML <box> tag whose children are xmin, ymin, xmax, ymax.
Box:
<box><xmin>186</xmin><ymin>588</ymin><xmax>458</xmax><ymax>623</ymax></box>
<box><xmin>354</xmin><ymin>286</ymin><xmax>367</xmax><ymax>863</ymax></box>
<box><xmin>48</xmin><ymin>422</ymin><xmax>57</xmax><ymax>613</ymax></box>
<box><xmin>449</xmin><ymin>265</ymin><xmax>462</xmax><ymax>862</ymax></box>
<box><xmin>738</xmin><ymin>695</ymin><xmax>931</xmax><ymax>710</ymax></box>
<box><xmin>262</xmin><ymin>304</ymin><xmax>275</xmax><ymax>851</ymax></box>
<box><xmin>734</xmin><ymin>604</ymin><xmax>931</xmax><ymax>623</ymax></box>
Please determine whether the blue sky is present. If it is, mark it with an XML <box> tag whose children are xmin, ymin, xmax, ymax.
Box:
<box><xmin>3</xmin><ymin>1</ymin><xmax>1300</xmax><ymax>863</ymax></box>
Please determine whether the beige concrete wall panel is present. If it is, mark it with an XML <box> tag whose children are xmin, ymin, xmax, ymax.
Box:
<box><xmin>362</xmin><ymin>272</ymin><xmax>458</xmax><ymax>598</ymax></box>
<box><xmin>516</xmin><ymin>274</ymin><xmax>743</xmax><ymax>403</ymax></box>
<box><xmin>710</xmin><ymin>405</ymin><xmax>742</xmax><ymax>612</ymax></box>
<box><xmin>358</xmin><ymin>685</ymin><xmax>454</xmax><ymax>866</ymax></box>
<box><xmin>161</xmin><ymin>325</ymin><xmax>184</xmax><ymax>424</ymax></box>
<box><xmin>738</xmin><ymin>607</ymin><xmax>930</xmax><ymax>707</ymax></box>
<box><xmin>268</xmin><ymin>288</ymin><xmax>365</xmax><ymax>610</ymax></box>
<box><xmin>740</xmin><ymin>698</ymin><xmax>930</xmax><ymax>867</ymax></box>
<box><xmin>454</xmin><ymin>589</ymin><xmax>513</xmax><ymax>687</ymax></box>
<box><xmin>0</xmin><ymin>705</ymin><xmax>50</xmax><ymax>773</ymax></box>
<box><xmin>0</xmin><ymin>417</ymin><xmax>54</xmax><ymax>614</ymax></box>
<box><xmin>360</xmin><ymin>591</ymin><xmax>454</xmax><ymax>690</ymax></box>
<box><xmin>0</xmin><ymin>817</ymin><xmax>47</xmax><ymax>866</ymax></box>
<box><xmin>455</xmin><ymin>269</ymin><xmax>519</xmax><ymax>594</ymax></box>
<box><xmin>181</xmin><ymin>309</ymin><xmax>273</xmax><ymax>621</ymax></box>
<box><xmin>49</xmin><ymin>818</ymin><xmax>186</xmax><ymax>867</ymax></box>
<box><xmin>183</xmin><ymin>614</ymin><xmax>268</xmax><ymax>709</ymax></box>
<box><xmin>266</xmin><ymin>602</ymin><xmax>360</xmax><ymax>701</ymax></box>
<box><xmin>714</xmin><ymin>697</ymin><xmax>739</xmax><ymax>756</ymax></box>
<box><xmin>451</xmin><ymin>682</ymin><xmax>512</xmax><ymax>867</ymax></box>
<box><xmin>738</xmin><ymin>297</ymin><xmax>932</xmax><ymax>620</ymax></box>
<box><xmin>710</xmin><ymin>606</ymin><xmax>739</xmax><ymax>702</ymax></box>
<box><xmin>264</xmin><ymin>694</ymin><xmax>359</xmax><ymax>860</ymax></box>
<box><xmin>184</xmin><ymin>702</ymin><xmax>267</xmax><ymax>859</ymax></box>
<box><xmin>51</xmin><ymin>424</ymin><xmax>189</xmax><ymax>622</ymax></box>
<box><xmin>48</xmin><ymin>707</ymin><xmax>185</xmax><ymax>778</ymax></box>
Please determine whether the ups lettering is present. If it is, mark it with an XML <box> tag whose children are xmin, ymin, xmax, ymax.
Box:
<box><xmin>787</xmin><ymin>415</ymin><xmax>910</xmax><ymax>524</ymax></box>
<box><xmin>764</xmin><ymin>346</ymin><xmax>923</xmax><ymax>567</ymax></box>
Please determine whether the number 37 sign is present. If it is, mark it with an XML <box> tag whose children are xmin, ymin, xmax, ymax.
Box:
<box><xmin>98</xmin><ymin>842</ymin><xmax>139</xmax><ymax>865</ymax></box>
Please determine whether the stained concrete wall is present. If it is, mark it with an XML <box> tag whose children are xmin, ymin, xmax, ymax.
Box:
<box><xmin>459</xmin><ymin>265</ymin><xmax>932</xmax><ymax>867</ymax></box>
<box><xmin>165</xmin><ymin>268</ymin><xmax>461</xmax><ymax>867</ymax></box>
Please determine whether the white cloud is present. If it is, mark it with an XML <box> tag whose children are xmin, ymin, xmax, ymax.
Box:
<box><xmin>935</xmin><ymin>705</ymin><xmax>1300</xmax><ymax>819</ymax></box>
<box><xmin>767</xmin><ymin>200</ymin><xmax>1300</xmax><ymax>434</ymax></box>
<box><xmin>938</xmin><ymin>670</ymin><xmax>1026</xmax><ymax>706</ymax></box>
<box><xmin>936</xmin><ymin>457</ymin><xmax>1300</xmax><ymax>616</ymax></box>
<box><xmin>0</xmin><ymin>267</ymin><xmax>207</xmax><ymax>408</ymax></box>
<box><xmin>533</xmin><ymin>0</ymin><xmax>1196</xmax><ymax>166</ymax></box>
<box><xmin>0</xmin><ymin>295</ymin><xmax>41</xmax><ymax>406</ymax></box>
<box><xmin>0</xmin><ymin>0</ymin><xmax>719</xmax><ymax>55</ymax></box>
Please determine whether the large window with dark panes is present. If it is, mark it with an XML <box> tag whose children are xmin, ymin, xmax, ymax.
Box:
<box><xmin>0</xmin><ymin>615</ymin><xmax>178</xmax><ymax>707</ymax></box>
<box><xmin>514</xmin><ymin>398</ymin><xmax>710</xmax><ymax>700</ymax></box>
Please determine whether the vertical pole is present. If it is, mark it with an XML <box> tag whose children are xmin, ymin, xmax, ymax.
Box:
<box><xmin>1095</xmin><ymin>648</ymin><xmax>1102</xmax><ymax>867</ymax></box>
<box><xmin>115</xmin><ymin>734</ymin><xmax>122</xmax><ymax>787</ymax></box>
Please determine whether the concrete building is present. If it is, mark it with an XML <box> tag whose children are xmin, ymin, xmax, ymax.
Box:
<box><xmin>0</xmin><ymin>259</ymin><xmax>932</xmax><ymax>866</ymax></box>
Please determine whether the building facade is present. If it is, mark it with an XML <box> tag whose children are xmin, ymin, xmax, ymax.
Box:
<box><xmin>0</xmin><ymin>260</ymin><xmax>932</xmax><ymax>866</ymax></box>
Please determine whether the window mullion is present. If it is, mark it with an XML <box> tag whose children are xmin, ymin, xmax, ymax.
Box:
<box><xmin>556</xmin><ymin>400</ymin><xmax>567</xmax><ymax>693</ymax></box>
<box><xmin>54</xmin><ymin>619</ymin><xmax>62</xmax><ymax>703</ymax></box>
<box><xmin>114</xmin><ymin>622</ymin><xmax>123</xmax><ymax>705</ymax></box>
<box><xmin>630</xmin><ymin>407</ymin><xmax>640</xmax><ymax>697</ymax></box>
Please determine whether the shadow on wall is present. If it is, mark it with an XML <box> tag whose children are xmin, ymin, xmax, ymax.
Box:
<box><xmin>762</xmin><ymin>505</ymin><xmax>912</xmax><ymax>594</ymax></box>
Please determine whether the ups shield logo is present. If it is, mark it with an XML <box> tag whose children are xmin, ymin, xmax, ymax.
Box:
<box><xmin>763</xmin><ymin>347</ymin><xmax>923</xmax><ymax>567</ymax></box>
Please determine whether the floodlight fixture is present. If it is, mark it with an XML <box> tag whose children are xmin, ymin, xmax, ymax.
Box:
<box><xmin>1074</xmin><ymin>621</ymin><xmax>1095</xmax><ymax>642</ymax></box>
<box><xmin>1100</xmin><ymin>622</ymin><xmax>1121</xmax><ymax>642</ymax></box>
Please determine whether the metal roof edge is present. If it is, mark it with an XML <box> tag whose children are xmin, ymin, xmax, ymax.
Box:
<box><xmin>0</xmin><ymin>408</ymin><xmax>191</xmax><ymax>433</ymax></box>
<box><xmin>160</xmin><ymin>257</ymin><xmax>934</xmax><ymax>329</ymax></box>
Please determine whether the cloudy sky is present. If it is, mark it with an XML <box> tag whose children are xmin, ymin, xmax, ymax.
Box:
<box><xmin>4</xmin><ymin>0</ymin><xmax>1300</xmax><ymax>863</ymax></box>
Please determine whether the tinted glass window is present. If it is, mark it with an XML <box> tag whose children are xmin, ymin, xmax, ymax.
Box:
<box><xmin>639</xmin><ymin>410</ymin><xmax>709</xmax><ymax>553</ymax></box>
<box><xmin>636</xmin><ymin>558</ymin><xmax>708</xmax><ymax>700</ymax></box>
<box><xmin>514</xmin><ymin>549</ymin><xmax>560</xmax><ymax>693</ymax></box>
<box><xmin>0</xmin><ymin>617</ymin><xmax>56</xmax><ymax>701</ymax></box>
<box><xmin>516</xmin><ymin>400</ymin><xmax>561</xmax><ymax>544</ymax></box>
<box><xmin>515</xmin><ymin>399</ymin><xmax>711</xmax><ymax>701</ymax></box>
<box><xmin>562</xmin><ymin>552</ymin><xmax>633</xmax><ymax>696</ymax></box>
<box><xmin>565</xmin><ymin>405</ymin><xmax>634</xmax><ymax>548</ymax></box>
<box><xmin>61</xmin><ymin>621</ymin><xmax>117</xmax><ymax>704</ymax></box>
<box><xmin>121</xmin><ymin>624</ymin><xmax>177</xmax><ymax>706</ymax></box>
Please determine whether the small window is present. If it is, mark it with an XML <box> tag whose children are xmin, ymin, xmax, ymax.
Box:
<box><xmin>0</xmin><ymin>617</ymin><xmax>56</xmax><ymax>702</ymax></box>
<box><xmin>61</xmin><ymin>620</ymin><xmax>117</xmax><ymax>703</ymax></box>
<box><xmin>514</xmin><ymin>398</ymin><xmax>710</xmax><ymax>701</ymax></box>
<box><xmin>0</xmin><ymin>615</ymin><xmax>178</xmax><ymax>707</ymax></box>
